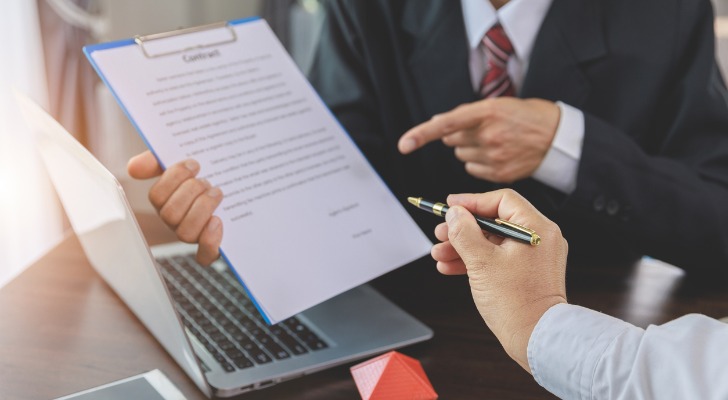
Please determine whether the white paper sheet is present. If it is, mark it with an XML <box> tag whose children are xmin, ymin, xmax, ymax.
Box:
<box><xmin>86</xmin><ymin>18</ymin><xmax>431</xmax><ymax>324</ymax></box>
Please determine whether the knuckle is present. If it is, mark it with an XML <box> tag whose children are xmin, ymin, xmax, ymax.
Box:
<box><xmin>489</xmin><ymin>148</ymin><xmax>508</xmax><ymax>164</ymax></box>
<box><xmin>176</xmin><ymin>225</ymin><xmax>199</xmax><ymax>243</ymax></box>
<box><xmin>495</xmin><ymin>188</ymin><xmax>517</xmax><ymax>201</ymax></box>
<box><xmin>545</xmin><ymin>224</ymin><xmax>563</xmax><ymax>242</ymax></box>
<box><xmin>552</xmin><ymin>223</ymin><xmax>563</xmax><ymax>237</ymax></box>
<box><xmin>148</xmin><ymin>187</ymin><xmax>165</xmax><ymax>209</ymax></box>
<box><xmin>483</xmin><ymin>131</ymin><xmax>503</xmax><ymax>147</ymax></box>
<box><xmin>482</xmin><ymin>100</ymin><xmax>500</xmax><ymax>117</ymax></box>
<box><xmin>439</xmin><ymin>120</ymin><xmax>455</xmax><ymax>133</ymax></box>
<box><xmin>159</xmin><ymin>204</ymin><xmax>182</xmax><ymax>226</ymax></box>
<box><xmin>196</xmin><ymin>195</ymin><xmax>214</xmax><ymax>211</ymax></box>
<box><xmin>148</xmin><ymin>195</ymin><xmax>161</xmax><ymax>210</ymax></box>
<box><xmin>190</xmin><ymin>178</ymin><xmax>208</xmax><ymax>194</ymax></box>
<box><xmin>198</xmin><ymin>194</ymin><xmax>222</xmax><ymax>214</ymax></box>
<box><xmin>546</xmin><ymin>219</ymin><xmax>562</xmax><ymax>235</ymax></box>
<box><xmin>148</xmin><ymin>167</ymin><xmax>196</xmax><ymax>207</ymax></box>
<box><xmin>166</xmin><ymin>164</ymin><xmax>195</xmax><ymax>184</ymax></box>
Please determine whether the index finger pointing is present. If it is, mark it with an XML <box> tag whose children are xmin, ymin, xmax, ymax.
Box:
<box><xmin>398</xmin><ymin>102</ymin><xmax>490</xmax><ymax>154</ymax></box>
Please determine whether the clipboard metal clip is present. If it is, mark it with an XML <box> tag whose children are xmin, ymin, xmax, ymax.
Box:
<box><xmin>134</xmin><ymin>21</ymin><xmax>237</xmax><ymax>59</ymax></box>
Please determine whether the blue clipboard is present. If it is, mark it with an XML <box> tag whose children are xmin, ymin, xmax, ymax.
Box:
<box><xmin>82</xmin><ymin>16</ymin><xmax>429</xmax><ymax>325</ymax></box>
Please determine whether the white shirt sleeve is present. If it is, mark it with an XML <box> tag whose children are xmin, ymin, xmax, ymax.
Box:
<box><xmin>531</xmin><ymin>102</ymin><xmax>584</xmax><ymax>194</ymax></box>
<box><xmin>528</xmin><ymin>303</ymin><xmax>728</xmax><ymax>400</ymax></box>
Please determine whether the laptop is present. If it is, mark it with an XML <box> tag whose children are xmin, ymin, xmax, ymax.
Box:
<box><xmin>18</xmin><ymin>94</ymin><xmax>433</xmax><ymax>397</ymax></box>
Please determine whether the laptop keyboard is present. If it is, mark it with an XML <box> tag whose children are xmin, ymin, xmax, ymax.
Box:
<box><xmin>157</xmin><ymin>254</ymin><xmax>329</xmax><ymax>373</ymax></box>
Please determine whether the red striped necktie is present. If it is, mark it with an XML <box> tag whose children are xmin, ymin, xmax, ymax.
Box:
<box><xmin>479</xmin><ymin>23</ymin><xmax>516</xmax><ymax>98</ymax></box>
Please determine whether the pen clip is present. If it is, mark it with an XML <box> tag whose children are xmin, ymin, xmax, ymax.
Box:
<box><xmin>495</xmin><ymin>219</ymin><xmax>541</xmax><ymax>246</ymax></box>
<box><xmin>495</xmin><ymin>219</ymin><xmax>534</xmax><ymax>234</ymax></box>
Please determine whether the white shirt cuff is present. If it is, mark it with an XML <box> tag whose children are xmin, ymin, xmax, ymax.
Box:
<box><xmin>531</xmin><ymin>102</ymin><xmax>584</xmax><ymax>194</ymax></box>
<box><xmin>527</xmin><ymin>303</ymin><xmax>635</xmax><ymax>400</ymax></box>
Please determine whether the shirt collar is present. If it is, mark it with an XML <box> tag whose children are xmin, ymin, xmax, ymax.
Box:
<box><xmin>460</xmin><ymin>0</ymin><xmax>554</xmax><ymax>63</ymax></box>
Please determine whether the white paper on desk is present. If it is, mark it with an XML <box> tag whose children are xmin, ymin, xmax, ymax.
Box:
<box><xmin>86</xmin><ymin>18</ymin><xmax>431</xmax><ymax>324</ymax></box>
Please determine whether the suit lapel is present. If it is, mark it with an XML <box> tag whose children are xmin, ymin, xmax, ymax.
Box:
<box><xmin>521</xmin><ymin>0</ymin><xmax>607</xmax><ymax>108</ymax></box>
<box><xmin>402</xmin><ymin>0</ymin><xmax>477</xmax><ymax>120</ymax></box>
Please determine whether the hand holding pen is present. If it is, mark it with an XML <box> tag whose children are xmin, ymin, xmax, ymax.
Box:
<box><xmin>408</xmin><ymin>196</ymin><xmax>541</xmax><ymax>246</ymax></box>
<box><xmin>426</xmin><ymin>190</ymin><xmax>568</xmax><ymax>373</ymax></box>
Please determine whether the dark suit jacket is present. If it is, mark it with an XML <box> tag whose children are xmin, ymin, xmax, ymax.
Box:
<box><xmin>308</xmin><ymin>0</ymin><xmax>728</xmax><ymax>273</ymax></box>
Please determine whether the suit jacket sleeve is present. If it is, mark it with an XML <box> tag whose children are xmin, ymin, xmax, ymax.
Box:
<box><xmin>307</xmin><ymin>2</ymin><xmax>388</xmax><ymax>175</ymax></box>
<box><xmin>565</xmin><ymin>0</ymin><xmax>728</xmax><ymax>272</ymax></box>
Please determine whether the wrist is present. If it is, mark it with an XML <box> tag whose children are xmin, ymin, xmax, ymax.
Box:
<box><xmin>499</xmin><ymin>296</ymin><xmax>567</xmax><ymax>374</ymax></box>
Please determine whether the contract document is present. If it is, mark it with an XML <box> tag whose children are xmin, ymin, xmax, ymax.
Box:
<box><xmin>84</xmin><ymin>18</ymin><xmax>431</xmax><ymax>324</ymax></box>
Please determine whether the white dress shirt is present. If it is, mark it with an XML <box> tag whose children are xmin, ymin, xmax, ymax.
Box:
<box><xmin>460</xmin><ymin>0</ymin><xmax>584</xmax><ymax>194</ymax></box>
<box><xmin>529</xmin><ymin>304</ymin><xmax>728</xmax><ymax>399</ymax></box>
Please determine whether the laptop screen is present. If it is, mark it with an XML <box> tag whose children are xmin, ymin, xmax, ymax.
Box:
<box><xmin>17</xmin><ymin>93</ymin><xmax>212</xmax><ymax>397</ymax></box>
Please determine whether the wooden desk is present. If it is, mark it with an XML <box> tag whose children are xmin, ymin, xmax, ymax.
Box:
<box><xmin>2</xmin><ymin>214</ymin><xmax>728</xmax><ymax>399</ymax></box>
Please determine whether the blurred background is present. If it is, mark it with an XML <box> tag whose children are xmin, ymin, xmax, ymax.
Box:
<box><xmin>1</xmin><ymin>0</ymin><xmax>728</xmax><ymax>289</ymax></box>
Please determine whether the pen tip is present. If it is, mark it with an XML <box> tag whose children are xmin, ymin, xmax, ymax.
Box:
<box><xmin>407</xmin><ymin>197</ymin><xmax>420</xmax><ymax>207</ymax></box>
